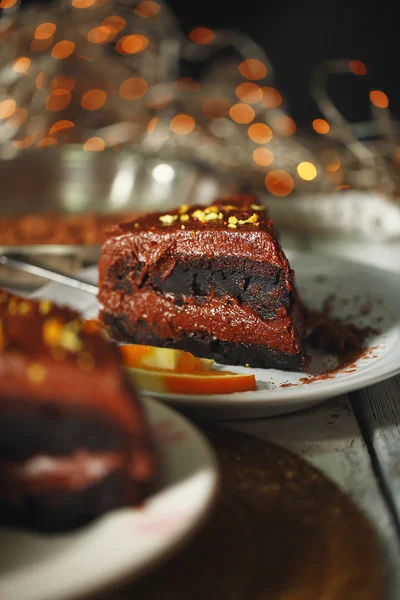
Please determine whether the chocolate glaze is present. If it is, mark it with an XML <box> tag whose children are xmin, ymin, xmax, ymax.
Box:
<box><xmin>101</xmin><ymin>289</ymin><xmax>302</xmax><ymax>354</ymax></box>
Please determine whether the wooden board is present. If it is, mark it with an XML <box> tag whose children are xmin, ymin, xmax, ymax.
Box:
<box><xmin>227</xmin><ymin>395</ymin><xmax>400</xmax><ymax>600</ymax></box>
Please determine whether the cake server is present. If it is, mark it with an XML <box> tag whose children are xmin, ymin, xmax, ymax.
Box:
<box><xmin>0</xmin><ymin>254</ymin><xmax>98</xmax><ymax>295</ymax></box>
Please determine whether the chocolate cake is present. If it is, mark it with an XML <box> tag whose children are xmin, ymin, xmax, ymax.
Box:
<box><xmin>0</xmin><ymin>291</ymin><xmax>155</xmax><ymax>532</ymax></box>
<box><xmin>99</xmin><ymin>195</ymin><xmax>306</xmax><ymax>371</ymax></box>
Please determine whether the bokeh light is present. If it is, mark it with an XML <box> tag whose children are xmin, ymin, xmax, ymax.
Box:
<box><xmin>49</xmin><ymin>120</ymin><xmax>75</xmax><ymax>135</ymax></box>
<box><xmin>253</xmin><ymin>148</ymin><xmax>274</xmax><ymax>166</ymax></box>
<box><xmin>81</xmin><ymin>89</ymin><xmax>107</xmax><ymax>110</ymax></box>
<box><xmin>273</xmin><ymin>116</ymin><xmax>296</xmax><ymax>136</ymax></box>
<box><xmin>370</xmin><ymin>90</ymin><xmax>388</xmax><ymax>108</ymax></box>
<box><xmin>170</xmin><ymin>114</ymin><xmax>195</xmax><ymax>134</ymax></box>
<box><xmin>34</xmin><ymin>23</ymin><xmax>56</xmax><ymax>40</ymax></box>
<box><xmin>0</xmin><ymin>99</ymin><xmax>16</xmax><ymax>119</ymax></box>
<box><xmin>262</xmin><ymin>87</ymin><xmax>282</xmax><ymax>109</ymax></box>
<box><xmin>36</xmin><ymin>72</ymin><xmax>44</xmax><ymax>89</ymax></box>
<box><xmin>238</xmin><ymin>59</ymin><xmax>267</xmax><ymax>80</ymax></box>
<box><xmin>119</xmin><ymin>77</ymin><xmax>148</xmax><ymax>99</ymax></box>
<box><xmin>173</xmin><ymin>78</ymin><xmax>200</xmax><ymax>91</ymax></box>
<box><xmin>37</xmin><ymin>137</ymin><xmax>58</xmax><ymax>147</ymax></box>
<box><xmin>229</xmin><ymin>103</ymin><xmax>255</xmax><ymax>124</ymax></box>
<box><xmin>31</xmin><ymin>38</ymin><xmax>53</xmax><ymax>52</ymax></box>
<box><xmin>45</xmin><ymin>90</ymin><xmax>71</xmax><ymax>111</ymax></box>
<box><xmin>297</xmin><ymin>162</ymin><xmax>317</xmax><ymax>180</ymax></box>
<box><xmin>235</xmin><ymin>82</ymin><xmax>263</xmax><ymax>104</ymax></box>
<box><xmin>13</xmin><ymin>135</ymin><xmax>37</xmax><ymax>149</ymax></box>
<box><xmin>51</xmin><ymin>41</ymin><xmax>76</xmax><ymax>59</ymax></box>
<box><xmin>84</xmin><ymin>137</ymin><xmax>105</xmax><ymax>151</ymax></box>
<box><xmin>189</xmin><ymin>27</ymin><xmax>215</xmax><ymax>44</ymax></box>
<box><xmin>0</xmin><ymin>0</ymin><xmax>18</xmax><ymax>8</ymax></box>
<box><xmin>115</xmin><ymin>34</ymin><xmax>149</xmax><ymax>55</ymax></box>
<box><xmin>147</xmin><ymin>116</ymin><xmax>158</xmax><ymax>135</ymax></box>
<box><xmin>87</xmin><ymin>25</ymin><xmax>117</xmax><ymax>44</ymax></box>
<box><xmin>12</xmin><ymin>57</ymin><xmax>31</xmax><ymax>73</ymax></box>
<box><xmin>72</xmin><ymin>0</ymin><xmax>96</xmax><ymax>8</ymax></box>
<box><xmin>248</xmin><ymin>123</ymin><xmax>273</xmax><ymax>144</ymax></box>
<box><xmin>349</xmin><ymin>60</ymin><xmax>367</xmax><ymax>75</ymax></box>
<box><xmin>265</xmin><ymin>170</ymin><xmax>294</xmax><ymax>196</ymax></box>
<box><xmin>312</xmin><ymin>118</ymin><xmax>330</xmax><ymax>134</ymax></box>
<box><xmin>103</xmin><ymin>16</ymin><xmax>126</xmax><ymax>33</ymax></box>
<box><xmin>134</xmin><ymin>0</ymin><xmax>161</xmax><ymax>18</ymax></box>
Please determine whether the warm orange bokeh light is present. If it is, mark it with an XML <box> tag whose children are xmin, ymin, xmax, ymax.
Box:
<box><xmin>326</xmin><ymin>160</ymin><xmax>341</xmax><ymax>172</ymax></box>
<box><xmin>170</xmin><ymin>114</ymin><xmax>195</xmax><ymax>135</ymax></box>
<box><xmin>72</xmin><ymin>0</ymin><xmax>96</xmax><ymax>8</ymax></box>
<box><xmin>248</xmin><ymin>123</ymin><xmax>273</xmax><ymax>144</ymax></box>
<box><xmin>119</xmin><ymin>77</ymin><xmax>148</xmax><ymax>100</ymax></box>
<box><xmin>147</xmin><ymin>116</ymin><xmax>158</xmax><ymax>135</ymax></box>
<box><xmin>49</xmin><ymin>120</ymin><xmax>75</xmax><ymax>135</ymax></box>
<box><xmin>84</xmin><ymin>137</ymin><xmax>105</xmax><ymax>151</ymax></box>
<box><xmin>173</xmin><ymin>77</ymin><xmax>200</xmax><ymax>91</ymax></box>
<box><xmin>262</xmin><ymin>87</ymin><xmax>282</xmax><ymax>109</ymax></box>
<box><xmin>0</xmin><ymin>0</ymin><xmax>18</xmax><ymax>8</ymax></box>
<box><xmin>297</xmin><ymin>162</ymin><xmax>317</xmax><ymax>181</ymax></box>
<box><xmin>37</xmin><ymin>137</ymin><xmax>58</xmax><ymax>147</ymax></box>
<box><xmin>253</xmin><ymin>148</ymin><xmax>274</xmax><ymax>166</ymax></box>
<box><xmin>337</xmin><ymin>184</ymin><xmax>351</xmax><ymax>190</ymax></box>
<box><xmin>202</xmin><ymin>97</ymin><xmax>230</xmax><ymax>119</ymax></box>
<box><xmin>81</xmin><ymin>89</ymin><xmax>107</xmax><ymax>110</ymax></box>
<box><xmin>7</xmin><ymin>108</ymin><xmax>28</xmax><ymax>128</ymax></box>
<box><xmin>238</xmin><ymin>59</ymin><xmax>267</xmax><ymax>80</ymax></box>
<box><xmin>265</xmin><ymin>170</ymin><xmax>294</xmax><ymax>196</ymax></box>
<box><xmin>51</xmin><ymin>41</ymin><xmax>76</xmax><ymax>59</ymax></box>
<box><xmin>103</xmin><ymin>16</ymin><xmax>126</xmax><ymax>32</ymax></box>
<box><xmin>36</xmin><ymin>72</ymin><xmax>44</xmax><ymax>89</ymax></box>
<box><xmin>13</xmin><ymin>135</ymin><xmax>37</xmax><ymax>149</ymax></box>
<box><xmin>31</xmin><ymin>37</ymin><xmax>53</xmax><ymax>52</ymax></box>
<box><xmin>189</xmin><ymin>27</ymin><xmax>215</xmax><ymax>45</ymax></box>
<box><xmin>235</xmin><ymin>82</ymin><xmax>263</xmax><ymax>104</ymax></box>
<box><xmin>134</xmin><ymin>0</ymin><xmax>161</xmax><ymax>17</ymax></box>
<box><xmin>12</xmin><ymin>57</ymin><xmax>31</xmax><ymax>73</ymax></box>
<box><xmin>370</xmin><ymin>90</ymin><xmax>388</xmax><ymax>108</ymax></box>
<box><xmin>34</xmin><ymin>22</ymin><xmax>56</xmax><ymax>40</ymax></box>
<box><xmin>50</xmin><ymin>75</ymin><xmax>76</xmax><ymax>92</ymax></box>
<box><xmin>273</xmin><ymin>116</ymin><xmax>296</xmax><ymax>136</ymax></box>
<box><xmin>0</xmin><ymin>99</ymin><xmax>16</xmax><ymax>119</ymax></box>
<box><xmin>87</xmin><ymin>25</ymin><xmax>117</xmax><ymax>44</ymax></box>
<box><xmin>349</xmin><ymin>60</ymin><xmax>367</xmax><ymax>75</ymax></box>
<box><xmin>229</xmin><ymin>103</ymin><xmax>255</xmax><ymax>124</ymax></box>
<box><xmin>45</xmin><ymin>90</ymin><xmax>71</xmax><ymax>112</ymax></box>
<box><xmin>312</xmin><ymin>118</ymin><xmax>330</xmax><ymax>134</ymax></box>
<box><xmin>115</xmin><ymin>34</ymin><xmax>149</xmax><ymax>54</ymax></box>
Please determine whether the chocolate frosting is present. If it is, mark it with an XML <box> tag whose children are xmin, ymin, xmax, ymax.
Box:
<box><xmin>101</xmin><ymin>289</ymin><xmax>302</xmax><ymax>355</ymax></box>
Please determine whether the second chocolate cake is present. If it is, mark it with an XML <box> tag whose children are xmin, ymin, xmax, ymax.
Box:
<box><xmin>99</xmin><ymin>195</ymin><xmax>306</xmax><ymax>371</ymax></box>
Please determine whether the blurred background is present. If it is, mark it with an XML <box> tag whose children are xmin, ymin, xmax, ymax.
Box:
<box><xmin>0</xmin><ymin>0</ymin><xmax>399</xmax><ymax>287</ymax></box>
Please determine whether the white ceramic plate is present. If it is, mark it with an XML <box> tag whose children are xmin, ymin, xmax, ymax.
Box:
<box><xmin>0</xmin><ymin>398</ymin><xmax>219</xmax><ymax>600</ymax></box>
<box><xmin>31</xmin><ymin>251</ymin><xmax>400</xmax><ymax>419</ymax></box>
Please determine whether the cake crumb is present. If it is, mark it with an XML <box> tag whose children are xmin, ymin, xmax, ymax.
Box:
<box><xmin>180</xmin><ymin>214</ymin><xmax>189</xmax><ymax>222</ymax></box>
<box><xmin>181</xmin><ymin>224</ymin><xmax>186</xmax><ymax>230</ymax></box>
<box><xmin>250</xmin><ymin>204</ymin><xmax>264</xmax><ymax>211</ymax></box>
<box><xmin>8</xmin><ymin>297</ymin><xmax>18</xmax><ymax>315</ymax></box>
<box><xmin>18</xmin><ymin>301</ymin><xmax>31</xmax><ymax>315</ymax></box>
<box><xmin>228</xmin><ymin>216</ymin><xmax>238</xmax><ymax>225</ymax></box>
<box><xmin>228</xmin><ymin>223</ymin><xmax>237</xmax><ymax>229</ymax></box>
<box><xmin>238</xmin><ymin>213</ymin><xmax>260</xmax><ymax>225</ymax></box>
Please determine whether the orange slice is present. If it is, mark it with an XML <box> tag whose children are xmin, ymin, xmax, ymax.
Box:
<box><xmin>124</xmin><ymin>366</ymin><xmax>256</xmax><ymax>395</ymax></box>
<box><xmin>120</xmin><ymin>344</ymin><xmax>214</xmax><ymax>372</ymax></box>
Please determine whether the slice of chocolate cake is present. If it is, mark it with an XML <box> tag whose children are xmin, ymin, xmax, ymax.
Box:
<box><xmin>0</xmin><ymin>291</ymin><xmax>155</xmax><ymax>532</ymax></box>
<box><xmin>99</xmin><ymin>195</ymin><xmax>306</xmax><ymax>371</ymax></box>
